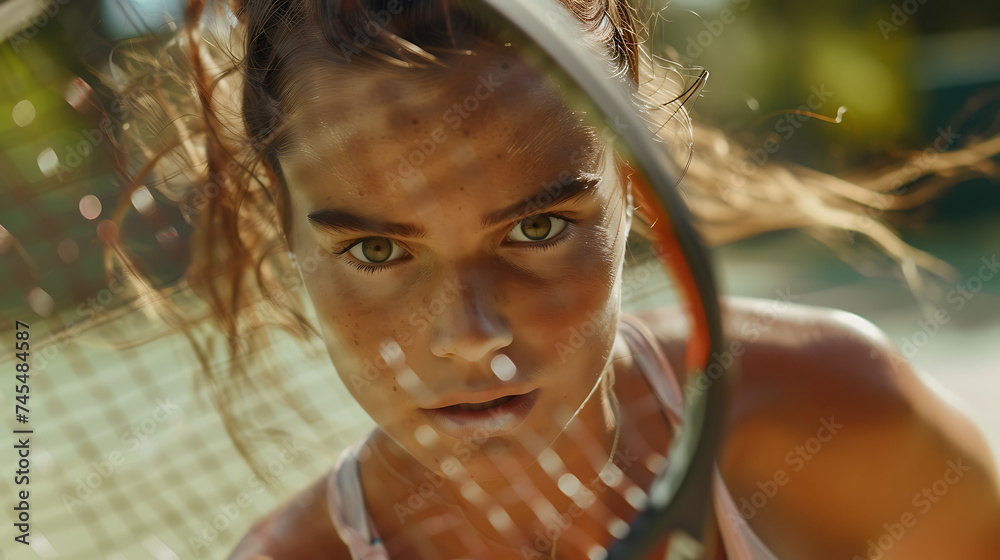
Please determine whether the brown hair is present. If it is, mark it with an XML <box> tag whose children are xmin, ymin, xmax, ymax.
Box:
<box><xmin>101</xmin><ymin>0</ymin><xmax>1000</xmax><ymax>477</ymax></box>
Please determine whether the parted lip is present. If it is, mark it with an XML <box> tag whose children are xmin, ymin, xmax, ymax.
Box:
<box><xmin>420</xmin><ymin>389</ymin><xmax>541</xmax><ymax>441</ymax></box>
<box><xmin>422</xmin><ymin>384</ymin><xmax>536</xmax><ymax>410</ymax></box>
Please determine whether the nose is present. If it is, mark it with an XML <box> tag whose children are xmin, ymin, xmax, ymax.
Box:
<box><xmin>429</xmin><ymin>270</ymin><xmax>513</xmax><ymax>363</ymax></box>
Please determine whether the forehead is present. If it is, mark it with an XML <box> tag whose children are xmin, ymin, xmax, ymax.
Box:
<box><xmin>279</xmin><ymin>50</ymin><xmax>607</xmax><ymax>207</ymax></box>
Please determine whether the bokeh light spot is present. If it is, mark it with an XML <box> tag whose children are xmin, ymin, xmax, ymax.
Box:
<box><xmin>130</xmin><ymin>186</ymin><xmax>156</xmax><ymax>215</ymax></box>
<box><xmin>12</xmin><ymin>100</ymin><xmax>35</xmax><ymax>127</ymax></box>
<box><xmin>460</xmin><ymin>481</ymin><xmax>486</xmax><ymax>504</ymax></box>
<box><xmin>414</xmin><ymin>425</ymin><xmax>438</xmax><ymax>447</ymax></box>
<box><xmin>490</xmin><ymin>353</ymin><xmax>516</xmax><ymax>381</ymax></box>
<box><xmin>64</xmin><ymin>77</ymin><xmax>92</xmax><ymax>111</ymax></box>
<box><xmin>96</xmin><ymin>220</ymin><xmax>119</xmax><ymax>244</ymax></box>
<box><xmin>486</xmin><ymin>506</ymin><xmax>513</xmax><ymax>532</ymax></box>
<box><xmin>37</xmin><ymin>148</ymin><xmax>59</xmax><ymax>177</ymax></box>
<box><xmin>598</xmin><ymin>462</ymin><xmax>624</xmax><ymax>487</ymax></box>
<box><xmin>608</xmin><ymin>518</ymin><xmax>630</xmax><ymax>539</ymax></box>
<box><xmin>587</xmin><ymin>545</ymin><xmax>608</xmax><ymax>560</ymax></box>
<box><xmin>27</xmin><ymin>287</ymin><xmax>55</xmax><ymax>317</ymax></box>
<box><xmin>28</xmin><ymin>532</ymin><xmax>58</xmax><ymax>557</ymax></box>
<box><xmin>557</xmin><ymin>473</ymin><xmax>581</xmax><ymax>496</ymax></box>
<box><xmin>79</xmin><ymin>195</ymin><xmax>102</xmax><ymax>220</ymax></box>
<box><xmin>624</xmin><ymin>486</ymin><xmax>648</xmax><ymax>510</ymax></box>
<box><xmin>538</xmin><ymin>448</ymin><xmax>566</xmax><ymax>477</ymax></box>
<box><xmin>644</xmin><ymin>452</ymin><xmax>666</xmax><ymax>473</ymax></box>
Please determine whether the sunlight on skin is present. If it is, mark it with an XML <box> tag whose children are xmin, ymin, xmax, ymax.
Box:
<box><xmin>282</xmin><ymin>49</ymin><xmax>626</xmax><ymax>472</ymax></box>
<box><xmin>275</xmin><ymin>44</ymin><xmax>669</xmax><ymax>554</ymax></box>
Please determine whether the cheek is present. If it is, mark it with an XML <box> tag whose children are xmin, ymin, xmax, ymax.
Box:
<box><xmin>506</xmin><ymin>214</ymin><xmax>626</xmax><ymax>368</ymax></box>
<box><xmin>303</xmin><ymin>266</ymin><xmax>435</xmax><ymax>396</ymax></box>
<box><xmin>285</xmin><ymin>229</ymin><xmax>397</xmax><ymax>398</ymax></box>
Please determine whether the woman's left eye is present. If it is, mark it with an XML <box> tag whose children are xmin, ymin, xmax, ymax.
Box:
<box><xmin>506</xmin><ymin>214</ymin><xmax>570</xmax><ymax>243</ymax></box>
<box><xmin>346</xmin><ymin>237</ymin><xmax>408</xmax><ymax>264</ymax></box>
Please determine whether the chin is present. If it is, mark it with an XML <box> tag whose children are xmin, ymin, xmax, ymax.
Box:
<box><xmin>442</xmin><ymin>436</ymin><xmax>542</xmax><ymax>482</ymax></box>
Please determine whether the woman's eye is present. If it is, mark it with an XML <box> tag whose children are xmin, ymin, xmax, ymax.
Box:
<box><xmin>506</xmin><ymin>214</ymin><xmax>569</xmax><ymax>243</ymax></box>
<box><xmin>347</xmin><ymin>237</ymin><xmax>407</xmax><ymax>264</ymax></box>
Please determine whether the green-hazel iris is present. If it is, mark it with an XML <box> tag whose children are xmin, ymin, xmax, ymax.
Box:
<box><xmin>520</xmin><ymin>215</ymin><xmax>551</xmax><ymax>240</ymax></box>
<box><xmin>361</xmin><ymin>238</ymin><xmax>393</xmax><ymax>262</ymax></box>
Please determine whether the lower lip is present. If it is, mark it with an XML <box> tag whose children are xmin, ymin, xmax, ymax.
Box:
<box><xmin>422</xmin><ymin>390</ymin><xmax>540</xmax><ymax>441</ymax></box>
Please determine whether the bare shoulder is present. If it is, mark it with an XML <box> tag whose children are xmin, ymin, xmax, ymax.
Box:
<box><xmin>632</xmin><ymin>295</ymin><xmax>982</xmax><ymax>430</ymax></box>
<box><xmin>631</xmin><ymin>295</ymin><xmax>898</xmax><ymax>382</ymax></box>
<box><xmin>227</xmin><ymin>472</ymin><xmax>350</xmax><ymax>560</ymax></box>
<box><xmin>632</xmin><ymin>296</ymin><xmax>1000</xmax><ymax>559</ymax></box>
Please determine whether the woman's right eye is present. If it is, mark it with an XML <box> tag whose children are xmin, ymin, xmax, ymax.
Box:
<box><xmin>346</xmin><ymin>237</ymin><xmax>408</xmax><ymax>265</ymax></box>
<box><xmin>506</xmin><ymin>214</ymin><xmax>570</xmax><ymax>244</ymax></box>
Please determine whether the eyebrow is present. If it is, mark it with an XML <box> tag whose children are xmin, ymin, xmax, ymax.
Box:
<box><xmin>307</xmin><ymin>175</ymin><xmax>600</xmax><ymax>238</ymax></box>
<box><xmin>482</xmin><ymin>176</ymin><xmax>600</xmax><ymax>228</ymax></box>
<box><xmin>307</xmin><ymin>210</ymin><xmax>429</xmax><ymax>239</ymax></box>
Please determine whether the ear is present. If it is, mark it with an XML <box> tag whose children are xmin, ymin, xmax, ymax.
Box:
<box><xmin>615</xmin><ymin>157</ymin><xmax>635</xmax><ymax>232</ymax></box>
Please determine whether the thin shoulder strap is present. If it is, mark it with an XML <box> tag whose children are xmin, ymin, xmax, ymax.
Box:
<box><xmin>618</xmin><ymin>315</ymin><xmax>780</xmax><ymax>559</ymax></box>
<box><xmin>618</xmin><ymin>312</ymin><xmax>685</xmax><ymax>429</ymax></box>
<box><xmin>326</xmin><ymin>436</ymin><xmax>388</xmax><ymax>559</ymax></box>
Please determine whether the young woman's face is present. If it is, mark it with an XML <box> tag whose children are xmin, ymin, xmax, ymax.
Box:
<box><xmin>280</xmin><ymin>49</ymin><xmax>632</xmax><ymax>478</ymax></box>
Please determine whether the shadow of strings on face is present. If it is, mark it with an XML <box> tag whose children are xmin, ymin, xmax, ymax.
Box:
<box><xmin>371</xmin><ymin>341</ymin><xmax>672</xmax><ymax>559</ymax></box>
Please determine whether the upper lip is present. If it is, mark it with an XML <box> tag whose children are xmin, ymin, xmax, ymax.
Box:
<box><xmin>423</xmin><ymin>385</ymin><xmax>536</xmax><ymax>409</ymax></box>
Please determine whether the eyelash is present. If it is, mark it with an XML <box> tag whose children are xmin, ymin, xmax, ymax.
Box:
<box><xmin>508</xmin><ymin>213</ymin><xmax>578</xmax><ymax>250</ymax></box>
<box><xmin>332</xmin><ymin>242</ymin><xmax>410</xmax><ymax>275</ymax></box>
<box><xmin>351</xmin><ymin>262</ymin><xmax>393</xmax><ymax>275</ymax></box>
<box><xmin>335</xmin><ymin>212</ymin><xmax>579</xmax><ymax>274</ymax></box>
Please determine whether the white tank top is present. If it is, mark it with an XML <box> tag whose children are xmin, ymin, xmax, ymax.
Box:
<box><xmin>325</xmin><ymin>313</ymin><xmax>781</xmax><ymax>559</ymax></box>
